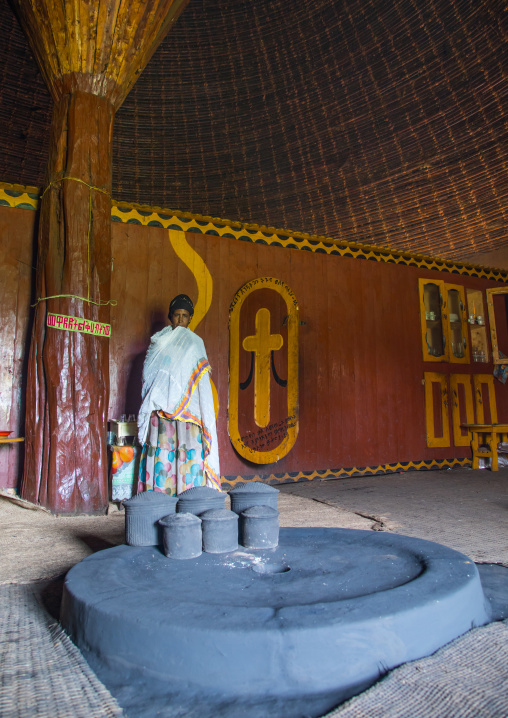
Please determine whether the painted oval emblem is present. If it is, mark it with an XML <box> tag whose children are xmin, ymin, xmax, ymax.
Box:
<box><xmin>229</xmin><ymin>277</ymin><xmax>299</xmax><ymax>464</ymax></box>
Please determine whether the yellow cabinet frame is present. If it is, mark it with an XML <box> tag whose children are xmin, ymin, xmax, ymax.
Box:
<box><xmin>418</xmin><ymin>279</ymin><xmax>469</xmax><ymax>363</ymax></box>
<box><xmin>424</xmin><ymin>372</ymin><xmax>497</xmax><ymax>449</ymax></box>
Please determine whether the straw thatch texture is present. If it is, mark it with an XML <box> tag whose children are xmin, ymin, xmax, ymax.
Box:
<box><xmin>0</xmin><ymin>0</ymin><xmax>506</xmax><ymax>260</ymax></box>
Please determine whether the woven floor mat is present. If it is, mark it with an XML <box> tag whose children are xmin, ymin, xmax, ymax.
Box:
<box><xmin>2</xmin><ymin>582</ymin><xmax>508</xmax><ymax>718</ymax></box>
<box><xmin>0</xmin><ymin>583</ymin><xmax>123</xmax><ymax>718</ymax></box>
<box><xmin>324</xmin><ymin>618</ymin><xmax>508</xmax><ymax>718</ymax></box>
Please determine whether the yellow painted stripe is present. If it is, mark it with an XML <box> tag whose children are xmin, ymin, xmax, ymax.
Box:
<box><xmin>2</xmin><ymin>182</ymin><xmax>506</xmax><ymax>281</ymax></box>
<box><xmin>220</xmin><ymin>458</ymin><xmax>471</xmax><ymax>487</ymax></box>
<box><xmin>168</xmin><ymin>229</ymin><xmax>213</xmax><ymax>331</ymax></box>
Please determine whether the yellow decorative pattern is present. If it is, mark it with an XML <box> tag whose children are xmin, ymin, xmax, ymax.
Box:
<box><xmin>109</xmin><ymin>203</ymin><xmax>508</xmax><ymax>281</ymax></box>
<box><xmin>166</xmin><ymin>228</ymin><xmax>218</xmax><ymax>418</ymax></box>
<box><xmin>0</xmin><ymin>185</ymin><xmax>39</xmax><ymax>211</ymax></box>
<box><xmin>168</xmin><ymin>229</ymin><xmax>213</xmax><ymax>331</ymax></box>
<box><xmin>229</xmin><ymin>277</ymin><xmax>299</xmax><ymax>465</ymax></box>
<box><xmin>220</xmin><ymin>458</ymin><xmax>472</xmax><ymax>488</ymax></box>
<box><xmin>2</xmin><ymin>182</ymin><xmax>507</xmax><ymax>282</ymax></box>
<box><xmin>242</xmin><ymin>308</ymin><xmax>284</xmax><ymax>428</ymax></box>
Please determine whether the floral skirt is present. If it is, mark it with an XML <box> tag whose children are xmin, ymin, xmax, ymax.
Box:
<box><xmin>137</xmin><ymin>411</ymin><xmax>205</xmax><ymax>496</ymax></box>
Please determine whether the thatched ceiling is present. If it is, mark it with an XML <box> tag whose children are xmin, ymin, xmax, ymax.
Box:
<box><xmin>0</xmin><ymin>0</ymin><xmax>506</xmax><ymax>260</ymax></box>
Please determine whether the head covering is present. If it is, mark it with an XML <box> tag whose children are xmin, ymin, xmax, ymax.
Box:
<box><xmin>168</xmin><ymin>294</ymin><xmax>194</xmax><ymax>318</ymax></box>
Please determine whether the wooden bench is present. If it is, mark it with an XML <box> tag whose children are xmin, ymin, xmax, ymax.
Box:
<box><xmin>463</xmin><ymin>424</ymin><xmax>508</xmax><ymax>471</ymax></box>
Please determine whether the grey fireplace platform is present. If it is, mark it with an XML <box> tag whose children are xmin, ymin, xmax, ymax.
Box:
<box><xmin>61</xmin><ymin>528</ymin><xmax>491</xmax><ymax>718</ymax></box>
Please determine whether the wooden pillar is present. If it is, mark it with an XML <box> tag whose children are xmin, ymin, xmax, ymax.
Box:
<box><xmin>12</xmin><ymin>0</ymin><xmax>190</xmax><ymax>513</ymax></box>
<box><xmin>22</xmin><ymin>91</ymin><xmax>114</xmax><ymax>513</ymax></box>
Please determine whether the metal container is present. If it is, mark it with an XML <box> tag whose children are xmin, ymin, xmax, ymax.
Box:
<box><xmin>200</xmin><ymin>509</ymin><xmax>238</xmax><ymax>554</ymax></box>
<box><xmin>240</xmin><ymin>505</ymin><xmax>279</xmax><ymax>549</ymax></box>
<box><xmin>176</xmin><ymin>486</ymin><xmax>225</xmax><ymax>516</ymax></box>
<box><xmin>158</xmin><ymin>513</ymin><xmax>202</xmax><ymax>560</ymax></box>
<box><xmin>124</xmin><ymin>491</ymin><xmax>178</xmax><ymax>546</ymax></box>
<box><xmin>229</xmin><ymin>481</ymin><xmax>279</xmax><ymax>515</ymax></box>
<box><xmin>109</xmin><ymin>420</ymin><xmax>138</xmax><ymax>440</ymax></box>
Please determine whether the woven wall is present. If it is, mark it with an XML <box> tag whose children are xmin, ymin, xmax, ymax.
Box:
<box><xmin>0</xmin><ymin>0</ymin><xmax>506</xmax><ymax>260</ymax></box>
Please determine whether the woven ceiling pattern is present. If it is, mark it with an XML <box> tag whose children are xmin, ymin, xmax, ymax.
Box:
<box><xmin>0</xmin><ymin>0</ymin><xmax>506</xmax><ymax>260</ymax></box>
<box><xmin>0</xmin><ymin>0</ymin><xmax>52</xmax><ymax>185</ymax></box>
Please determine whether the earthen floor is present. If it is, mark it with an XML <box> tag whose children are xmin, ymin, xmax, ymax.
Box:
<box><xmin>1</xmin><ymin>467</ymin><xmax>507</xmax><ymax>716</ymax></box>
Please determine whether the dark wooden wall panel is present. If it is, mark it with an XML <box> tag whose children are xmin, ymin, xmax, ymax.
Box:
<box><xmin>2</xmin><ymin>208</ymin><xmax>508</xmax><ymax>489</ymax></box>
<box><xmin>315</xmin><ymin>254</ymin><xmax>331</xmax><ymax>468</ymax></box>
<box><xmin>105</xmin><ymin>225</ymin><xmax>508</xmax><ymax>480</ymax></box>
<box><xmin>327</xmin><ymin>257</ymin><xmax>357</xmax><ymax>467</ymax></box>
<box><xmin>0</xmin><ymin>206</ymin><xmax>35</xmax><ymax>488</ymax></box>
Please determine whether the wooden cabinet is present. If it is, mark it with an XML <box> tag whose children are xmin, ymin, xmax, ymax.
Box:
<box><xmin>418</xmin><ymin>279</ymin><xmax>469</xmax><ymax>363</ymax></box>
<box><xmin>466</xmin><ymin>289</ymin><xmax>489</xmax><ymax>363</ymax></box>
<box><xmin>424</xmin><ymin>372</ymin><xmax>497</xmax><ymax>448</ymax></box>
<box><xmin>420</xmin><ymin>279</ymin><xmax>498</xmax><ymax>451</ymax></box>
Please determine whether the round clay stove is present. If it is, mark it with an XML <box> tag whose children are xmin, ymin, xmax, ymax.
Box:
<box><xmin>61</xmin><ymin>528</ymin><xmax>491</xmax><ymax>718</ymax></box>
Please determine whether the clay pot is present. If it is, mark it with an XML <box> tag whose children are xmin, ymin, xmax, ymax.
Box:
<box><xmin>200</xmin><ymin>509</ymin><xmax>238</xmax><ymax>554</ymax></box>
<box><xmin>158</xmin><ymin>513</ymin><xmax>202</xmax><ymax>560</ymax></box>
<box><xmin>229</xmin><ymin>481</ymin><xmax>279</xmax><ymax>515</ymax></box>
<box><xmin>176</xmin><ymin>485</ymin><xmax>225</xmax><ymax>516</ymax></box>
<box><xmin>124</xmin><ymin>491</ymin><xmax>178</xmax><ymax>546</ymax></box>
<box><xmin>240</xmin><ymin>505</ymin><xmax>279</xmax><ymax>549</ymax></box>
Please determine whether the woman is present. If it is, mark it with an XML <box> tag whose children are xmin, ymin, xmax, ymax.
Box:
<box><xmin>137</xmin><ymin>294</ymin><xmax>221</xmax><ymax>495</ymax></box>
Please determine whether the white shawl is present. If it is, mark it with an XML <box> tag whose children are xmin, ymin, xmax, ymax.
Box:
<box><xmin>138</xmin><ymin>326</ymin><xmax>221</xmax><ymax>490</ymax></box>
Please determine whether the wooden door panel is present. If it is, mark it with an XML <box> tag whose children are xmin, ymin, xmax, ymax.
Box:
<box><xmin>424</xmin><ymin>372</ymin><xmax>450</xmax><ymax>447</ymax></box>
<box><xmin>450</xmin><ymin>374</ymin><xmax>474</xmax><ymax>447</ymax></box>
<box><xmin>474</xmin><ymin>374</ymin><xmax>498</xmax><ymax>425</ymax></box>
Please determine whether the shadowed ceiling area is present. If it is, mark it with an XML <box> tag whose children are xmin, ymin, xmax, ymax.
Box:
<box><xmin>0</xmin><ymin>0</ymin><xmax>506</xmax><ymax>259</ymax></box>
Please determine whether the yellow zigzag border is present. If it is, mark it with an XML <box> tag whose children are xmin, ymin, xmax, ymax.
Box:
<box><xmin>220</xmin><ymin>458</ymin><xmax>472</xmax><ymax>488</ymax></box>
<box><xmin>1</xmin><ymin>184</ymin><xmax>507</xmax><ymax>282</ymax></box>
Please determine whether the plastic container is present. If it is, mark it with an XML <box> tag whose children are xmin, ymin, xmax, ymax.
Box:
<box><xmin>176</xmin><ymin>486</ymin><xmax>225</xmax><ymax>516</ymax></box>
<box><xmin>201</xmin><ymin>509</ymin><xmax>238</xmax><ymax>554</ymax></box>
<box><xmin>240</xmin><ymin>505</ymin><xmax>280</xmax><ymax>549</ymax></box>
<box><xmin>110</xmin><ymin>445</ymin><xmax>140</xmax><ymax>502</ymax></box>
<box><xmin>124</xmin><ymin>491</ymin><xmax>178</xmax><ymax>546</ymax></box>
<box><xmin>229</xmin><ymin>481</ymin><xmax>279</xmax><ymax>515</ymax></box>
<box><xmin>159</xmin><ymin>513</ymin><xmax>202</xmax><ymax>559</ymax></box>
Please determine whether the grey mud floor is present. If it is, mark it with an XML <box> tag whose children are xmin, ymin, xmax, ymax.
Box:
<box><xmin>1</xmin><ymin>467</ymin><xmax>508</xmax><ymax>717</ymax></box>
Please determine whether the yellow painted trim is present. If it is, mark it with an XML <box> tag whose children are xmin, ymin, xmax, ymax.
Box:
<box><xmin>424</xmin><ymin>372</ymin><xmax>451</xmax><ymax>447</ymax></box>
<box><xmin>210</xmin><ymin>377</ymin><xmax>219</xmax><ymax>420</ymax></box>
<box><xmin>450</xmin><ymin>374</ymin><xmax>475</xmax><ymax>447</ymax></box>
<box><xmin>220</xmin><ymin>458</ymin><xmax>472</xmax><ymax>487</ymax></box>
<box><xmin>229</xmin><ymin>277</ymin><xmax>299</xmax><ymax>464</ymax></box>
<box><xmin>242</xmin><ymin>308</ymin><xmax>283</xmax><ymax>427</ymax></box>
<box><xmin>168</xmin><ymin>229</ymin><xmax>213</xmax><ymax>332</ymax></box>
<box><xmin>0</xmin><ymin>186</ymin><xmax>39</xmax><ymax>210</ymax></box>
<box><xmin>108</xmin><ymin>201</ymin><xmax>508</xmax><ymax>279</ymax></box>
<box><xmin>3</xmin><ymin>181</ymin><xmax>507</xmax><ymax>281</ymax></box>
<box><xmin>473</xmin><ymin>374</ymin><xmax>498</xmax><ymax>425</ymax></box>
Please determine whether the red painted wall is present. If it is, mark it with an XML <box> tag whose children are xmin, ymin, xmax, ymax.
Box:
<box><xmin>1</xmin><ymin>206</ymin><xmax>508</xmax><ymax>489</ymax></box>
<box><xmin>108</xmin><ymin>223</ymin><xmax>508</xmax><ymax>484</ymax></box>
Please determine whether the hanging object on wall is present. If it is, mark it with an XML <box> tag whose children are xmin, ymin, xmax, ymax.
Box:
<box><xmin>229</xmin><ymin>277</ymin><xmax>299</xmax><ymax>464</ymax></box>
<box><xmin>47</xmin><ymin>313</ymin><xmax>111</xmax><ymax>338</ymax></box>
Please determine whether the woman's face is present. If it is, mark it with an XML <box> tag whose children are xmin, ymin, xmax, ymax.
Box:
<box><xmin>170</xmin><ymin>309</ymin><xmax>192</xmax><ymax>329</ymax></box>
